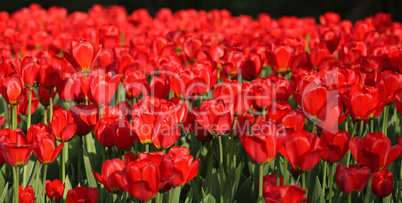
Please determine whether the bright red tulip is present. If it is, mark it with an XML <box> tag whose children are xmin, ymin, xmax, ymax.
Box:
<box><xmin>46</xmin><ymin>179</ymin><xmax>65</xmax><ymax>201</ymax></box>
<box><xmin>112</xmin><ymin>118</ymin><xmax>136</xmax><ymax>151</ymax></box>
<box><xmin>0</xmin><ymin>128</ymin><xmax>34</xmax><ymax>167</ymax></box>
<box><xmin>118</xmin><ymin>159</ymin><xmax>160</xmax><ymax>201</ymax></box>
<box><xmin>20</xmin><ymin>56</ymin><xmax>40</xmax><ymax>88</ymax></box>
<box><xmin>57</xmin><ymin>72</ymin><xmax>86</xmax><ymax>103</ymax></box>
<box><xmin>335</xmin><ymin>163</ymin><xmax>371</xmax><ymax>194</ymax></box>
<box><xmin>371</xmin><ymin>169</ymin><xmax>393</xmax><ymax>198</ymax></box>
<box><xmin>266</xmin><ymin>44</ymin><xmax>298</xmax><ymax>73</ymax></box>
<box><xmin>193</xmin><ymin>99</ymin><xmax>233</xmax><ymax>135</ymax></box>
<box><xmin>39</xmin><ymin>64</ymin><xmax>61</xmax><ymax>89</ymax></box>
<box><xmin>70</xmin><ymin>104</ymin><xmax>98</xmax><ymax>136</ymax></box>
<box><xmin>66</xmin><ymin>186</ymin><xmax>98</xmax><ymax>203</ymax></box>
<box><xmin>17</xmin><ymin>89</ymin><xmax>38</xmax><ymax>116</ymax></box>
<box><xmin>281</xmin><ymin>107</ymin><xmax>306</xmax><ymax>131</ymax></box>
<box><xmin>92</xmin><ymin>158</ymin><xmax>125</xmax><ymax>194</ymax></box>
<box><xmin>50</xmin><ymin>109</ymin><xmax>77</xmax><ymax>142</ymax></box>
<box><xmin>2</xmin><ymin>74</ymin><xmax>29</xmax><ymax>105</ymax></box>
<box><xmin>19</xmin><ymin>185</ymin><xmax>36</xmax><ymax>203</ymax></box>
<box><xmin>147</xmin><ymin>76</ymin><xmax>170</xmax><ymax>99</ymax></box>
<box><xmin>231</xmin><ymin>112</ymin><xmax>255</xmax><ymax>137</ymax></box>
<box><xmin>263</xmin><ymin>184</ymin><xmax>308</xmax><ymax>203</ymax></box>
<box><xmin>64</xmin><ymin>39</ymin><xmax>101</xmax><ymax>72</ymax></box>
<box><xmin>280</xmin><ymin>130</ymin><xmax>323</xmax><ymax>173</ymax></box>
<box><xmin>240</xmin><ymin>118</ymin><xmax>286</xmax><ymax>164</ymax></box>
<box><xmin>167</xmin><ymin>146</ymin><xmax>200</xmax><ymax>187</ymax></box>
<box><xmin>320</xmin><ymin>130</ymin><xmax>350</xmax><ymax>163</ymax></box>
<box><xmin>94</xmin><ymin>117</ymin><xmax>116</xmax><ymax>147</ymax></box>
<box><xmin>349</xmin><ymin>132</ymin><xmax>401</xmax><ymax>171</ymax></box>
<box><xmin>98</xmin><ymin>24</ymin><xmax>120</xmax><ymax>49</ymax></box>
<box><xmin>29</xmin><ymin>127</ymin><xmax>64</xmax><ymax>164</ymax></box>
<box><xmin>124</xmin><ymin>70</ymin><xmax>147</xmax><ymax>98</ymax></box>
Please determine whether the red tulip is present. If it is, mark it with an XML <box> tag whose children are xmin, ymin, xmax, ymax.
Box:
<box><xmin>17</xmin><ymin>89</ymin><xmax>38</xmax><ymax>116</ymax></box>
<box><xmin>118</xmin><ymin>159</ymin><xmax>160</xmax><ymax>201</ymax></box>
<box><xmin>19</xmin><ymin>185</ymin><xmax>36</xmax><ymax>203</ymax></box>
<box><xmin>2</xmin><ymin>74</ymin><xmax>29</xmax><ymax>105</ymax></box>
<box><xmin>239</xmin><ymin>53</ymin><xmax>262</xmax><ymax>80</ymax></box>
<box><xmin>193</xmin><ymin>99</ymin><xmax>233</xmax><ymax>135</ymax></box>
<box><xmin>266</xmin><ymin>44</ymin><xmax>298</xmax><ymax>73</ymax></box>
<box><xmin>240</xmin><ymin>118</ymin><xmax>286</xmax><ymax>164</ymax></box>
<box><xmin>182</xmin><ymin>108</ymin><xmax>212</xmax><ymax>142</ymax></box>
<box><xmin>98</xmin><ymin>24</ymin><xmax>120</xmax><ymax>49</ymax></box>
<box><xmin>80</xmin><ymin>69</ymin><xmax>121</xmax><ymax>107</ymax></box>
<box><xmin>94</xmin><ymin>117</ymin><xmax>116</xmax><ymax>147</ymax></box>
<box><xmin>167</xmin><ymin>146</ymin><xmax>200</xmax><ymax>187</ymax></box>
<box><xmin>50</xmin><ymin>110</ymin><xmax>77</xmax><ymax>142</ymax></box>
<box><xmin>152</xmin><ymin>114</ymin><xmax>181</xmax><ymax>149</ymax></box>
<box><xmin>46</xmin><ymin>179</ymin><xmax>65</xmax><ymax>201</ymax></box>
<box><xmin>281</xmin><ymin>107</ymin><xmax>306</xmax><ymax>131</ymax></box>
<box><xmin>335</xmin><ymin>163</ymin><xmax>371</xmax><ymax>194</ymax></box>
<box><xmin>28</xmin><ymin>124</ymin><xmax>64</xmax><ymax>164</ymax></box>
<box><xmin>265</xmin><ymin>101</ymin><xmax>292</xmax><ymax>123</ymax></box>
<box><xmin>39</xmin><ymin>64</ymin><xmax>61</xmax><ymax>89</ymax></box>
<box><xmin>231</xmin><ymin>112</ymin><xmax>255</xmax><ymax>137</ymax></box>
<box><xmin>123</xmin><ymin>152</ymin><xmax>136</xmax><ymax>166</ymax></box>
<box><xmin>70</xmin><ymin>104</ymin><xmax>98</xmax><ymax>136</ymax></box>
<box><xmin>64</xmin><ymin>39</ymin><xmax>101</xmax><ymax>72</ymax></box>
<box><xmin>0</xmin><ymin>128</ymin><xmax>34</xmax><ymax>167</ymax></box>
<box><xmin>57</xmin><ymin>72</ymin><xmax>85</xmax><ymax>103</ymax></box>
<box><xmin>20</xmin><ymin>56</ymin><xmax>40</xmax><ymax>88</ymax></box>
<box><xmin>349</xmin><ymin>132</ymin><xmax>401</xmax><ymax>171</ymax></box>
<box><xmin>137</xmin><ymin>152</ymin><xmax>175</xmax><ymax>192</ymax></box>
<box><xmin>124</xmin><ymin>70</ymin><xmax>147</xmax><ymax>98</ymax></box>
<box><xmin>263</xmin><ymin>184</ymin><xmax>308</xmax><ymax>203</ymax></box>
<box><xmin>112</xmin><ymin>118</ymin><xmax>136</xmax><ymax>151</ymax></box>
<box><xmin>280</xmin><ymin>130</ymin><xmax>323</xmax><ymax>173</ymax></box>
<box><xmin>147</xmin><ymin>76</ymin><xmax>170</xmax><ymax>99</ymax></box>
<box><xmin>66</xmin><ymin>186</ymin><xmax>98</xmax><ymax>203</ymax></box>
<box><xmin>92</xmin><ymin>158</ymin><xmax>125</xmax><ymax>194</ymax></box>
<box><xmin>320</xmin><ymin>130</ymin><xmax>350</xmax><ymax>163</ymax></box>
<box><xmin>262</xmin><ymin>174</ymin><xmax>283</xmax><ymax>187</ymax></box>
<box><xmin>371</xmin><ymin>169</ymin><xmax>393</xmax><ymax>198</ymax></box>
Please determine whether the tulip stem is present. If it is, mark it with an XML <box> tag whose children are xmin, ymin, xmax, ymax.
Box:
<box><xmin>382</xmin><ymin>105</ymin><xmax>389</xmax><ymax>136</ymax></box>
<box><xmin>44</xmin><ymin>107</ymin><xmax>48</xmax><ymax>125</ymax></box>
<box><xmin>61</xmin><ymin>145</ymin><xmax>65</xmax><ymax>187</ymax></box>
<box><xmin>34</xmin><ymin>161</ymin><xmax>40</xmax><ymax>197</ymax></box>
<box><xmin>23</xmin><ymin>91</ymin><xmax>33</xmax><ymax>187</ymax></box>
<box><xmin>78</xmin><ymin>136</ymin><xmax>83</xmax><ymax>185</ymax></box>
<box><xmin>258</xmin><ymin>164</ymin><xmax>264</xmax><ymax>202</ymax></box>
<box><xmin>346</xmin><ymin>122</ymin><xmax>358</xmax><ymax>166</ymax></box>
<box><xmin>328</xmin><ymin>163</ymin><xmax>334</xmax><ymax>203</ymax></box>
<box><xmin>49</xmin><ymin>89</ymin><xmax>53</xmax><ymax>121</ymax></box>
<box><xmin>358</xmin><ymin>121</ymin><xmax>364</xmax><ymax>138</ymax></box>
<box><xmin>301</xmin><ymin>172</ymin><xmax>306</xmax><ymax>190</ymax></box>
<box><xmin>283</xmin><ymin>160</ymin><xmax>288</xmax><ymax>185</ymax></box>
<box><xmin>42</xmin><ymin>164</ymin><xmax>48</xmax><ymax>202</ymax></box>
<box><xmin>348</xmin><ymin>193</ymin><xmax>351</xmax><ymax>203</ymax></box>
<box><xmin>12</xmin><ymin>166</ymin><xmax>19</xmax><ymax>203</ymax></box>
<box><xmin>145</xmin><ymin>144</ymin><xmax>149</xmax><ymax>153</ymax></box>
<box><xmin>364</xmin><ymin>174</ymin><xmax>372</xmax><ymax>203</ymax></box>
<box><xmin>322</xmin><ymin>161</ymin><xmax>327</xmax><ymax>199</ymax></box>
<box><xmin>169</xmin><ymin>186</ymin><xmax>181</xmax><ymax>203</ymax></box>
<box><xmin>230</xmin><ymin>116</ymin><xmax>237</xmax><ymax>170</ymax></box>
<box><xmin>117</xmin><ymin>193</ymin><xmax>122</xmax><ymax>203</ymax></box>
<box><xmin>218</xmin><ymin>136</ymin><xmax>225</xmax><ymax>203</ymax></box>
<box><xmin>206</xmin><ymin>140</ymin><xmax>213</xmax><ymax>194</ymax></box>
<box><xmin>12</xmin><ymin>105</ymin><xmax>17</xmax><ymax>130</ymax></box>
<box><xmin>276</xmin><ymin>156</ymin><xmax>280</xmax><ymax>186</ymax></box>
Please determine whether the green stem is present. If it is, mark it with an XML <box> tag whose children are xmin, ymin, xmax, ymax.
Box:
<box><xmin>358</xmin><ymin>121</ymin><xmax>364</xmax><ymax>138</ymax></box>
<box><xmin>206</xmin><ymin>140</ymin><xmax>214</xmax><ymax>194</ymax></box>
<box><xmin>12</xmin><ymin>105</ymin><xmax>17</xmax><ymax>130</ymax></box>
<box><xmin>61</xmin><ymin>145</ymin><xmax>65</xmax><ymax>187</ymax></box>
<box><xmin>23</xmin><ymin>91</ymin><xmax>33</xmax><ymax>187</ymax></box>
<box><xmin>12</xmin><ymin>166</ymin><xmax>19</xmax><ymax>203</ymax></box>
<box><xmin>283</xmin><ymin>159</ymin><xmax>288</xmax><ymax>185</ymax></box>
<box><xmin>276</xmin><ymin>156</ymin><xmax>281</xmax><ymax>186</ymax></box>
<box><xmin>34</xmin><ymin>161</ymin><xmax>40</xmax><ymax>197</ymax></box>
<box><xmin>346</xmin><ymin>122</ymin><xmax>358</xmax><ymax>166</ymax></box>
<box><xmin>145</xmin><ymin>144</ymin><xmax>149</xmax><ymax>153</ymax></box>
<box><xmin>370</xmin><ymin>119</ymin><xmax>374</xmax><ymax>133</ymax></box>
<box><xmin>301</xmin><ymin>172</ymin><xmax>306</xmax><ymax>190</ymax></box>
<box><xmin>262</xmin><ymin>107</ymin><xmax>266</xmax><ymax>118</ymax></box>
<box><xmin>382</xmin><ymin>105</ymin><xmax>389</xmax><ymax>136</ymax></box>
<box><xmin>364</xmin><ymin>174</ymin><xmax>372</xmax><ymax>203</ymax></box>
<box><xmin>117</xmin><ymin>193</ymin><xmax>122</xmax><ymax>203</ymax></box>
<box><xmin>258</xmin><ymin>164</ymin><xmax>264</xmax><ymax>201</ymax></box>
<box><xmin>77</xmin><ymin>136</ymin><xmax>82</xmax><ymax>185</ymax></box>
<box><xmin>230</xmin><ymin>116</ymin><xmax>237</xmax><ymax>170</ymax></box>
<box><xmin>218</xmin><ymin>136</ymin><xmax>225</xmax><ymax>203</ymax></box>
<box><xmin>159</xmin><ymin>193</ymin><xmax>164</xmax><ymax>203</ymax></box>
<box><xmin>49</xmin><ymin>89</ymin><xmax>53</xmax><ymax>121</ymax></box>
<box><xmin>328</xmin><ymin>163</ymin><xmax>334</xmax><ymax>203</ymax></box>
<box><xmin>322</xmin><ymin>161</ymin><xmax>327</xmax><ymax>199</ymax></box>
<box><xmin>108</xmin><ymin>147</ymin><xmax>113</xmax><ymax>159</ymax></box>
<box><xmin>42</xmin><ymin>164</ymin><xmax>48</xmax><ymax>202</ymax></box>
<box><xmin>169</xmin><ymin>186</ymin><xmax>181</xmax><ymax>203</ymax></box>
<box><xmin>44</xmin><ymin>107</ymin><xmax>48</xmax><ymax>125</ymax></box>
<box><xmin>311</xmin><ymin>123</ymin><xmax>316</xmax><ymax>134</ymax></box>
<box><xmin>348</xmin><ymin>193</ymin><xmax>351</xmax><ymax>203</ymax></box>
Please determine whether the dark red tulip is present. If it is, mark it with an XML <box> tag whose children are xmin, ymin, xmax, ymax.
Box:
<box><xmin>38</xmin><ymin>85</ymin><xmax>56</xmax><ymax>107</ymax></box>
<box><xmin>70</xmin><ymin>104</ymin><xmax>98</xmax><ymax>136</ymax></box>
<box><xmin>66</xmin><ymin>186</ymin><xmax>98</xmax><ymax>203</ymax></box>
<box><xmin>64</xmin><ymin>39</ymin><xmax>101</xmax><ymax>72</ymax></box>
<box><xmin>349</xmin><ymin>132</ymin><xmax>401</xmax><ymax>171</ymax></box>
<box><xmin>239</xmin><ymin>53</ymin><xmax>262</xmax><ymax>80</ymax></box>
<box><xmin>39</xmin><ymin>64</ymin><xmax>61</xmax><ymax>89</ymax></box>
<box><xmin>320</xmin><ymin>130</ymin><xmax>350</xmax><ymax>163</ymax></box>
<box><xmin>240</xmin><ymin>118</ymin><xmax>286</xmax><ymax>164</ymax></box>
<box><xmin>123</xmin><ymin>152</ymin><xmax>136</xmax><ymax>166</ymax></box>
<box><xmin>167</xmin><ymin>146</ymin><xmax>200</xmax><ymax>187</ymax></box>
<box><xmin>147</xmin><ymin>76</ymin><xmax>170</xmax><ymax>99</ymax></box>
<box><xmin>280</xmin><ymin>130</ymin><xmax>323</xmax><ymax>173</ymax></box>
<box><xmin>112</xmin><ymin>118</ymin><xmax>136</xmax><ymax>151</ymax></box>
<box><xmin>2</xmin><ymin>74</ymin><xmax>29</xmax><ymax>105</ymax></box>
<box><xmin>335</xmin><ymin>163</ymin><xmax>371</xmax><ymax>194</ymax></box>
<box><xmin>0</xmin><ymin>128</ymin><xmax>34</xmax><ymax>167</ymax></box>
<box><xmin>118</xmin><ymin>159</ymin><xmax>160</xmax><ymax>201</ymax></box>
<box><xmin>371</xmin><ymin>169</ymin><xmax>393</xmax><ymax>198</ymax></box>
<box><xmin>193</xmin><ymin>99</ymin><xmax>233</xmax><ymax>135</ymax></box>
<box><xmin>263</xmin><ymin>184</ymin><xmax>308</xmax><ymax>203</ymax></box>
<box><xmin>92</xmin><ymin>158</ymin><xmax>125</xmax><ymax>194</ymax></box>
<box><xmin>46</xmin><ymin>179</ymin><xmax>65</xmax><ymax>201</ymax></box>
<box><xmin>94</xmin><ymin>117</ymin><xmax>116</xmax><ymax>147</ymax></box>
<box><xmin>373</xmin><ymin>12</ymin><xmax>391</xmax><ymax>33</ymax></box>
<box><xmin>50</xmin><ymin>109</ymin><xmax>77</xmax><ymax>142</ymax></box>
<box><xmin>19</xmin><ymin>185</ymin><xmax>36</xmax><ymax>203</ymax></box>
<box><xmin>231</xmin><ymin>112</ymin><xmax>255</xmax><ymax>137</ymax></box>
<box><xmin>137</xmin><ymin>152</ymin><xmax>175</xmax><ymax>192</ymax></box>
<box><xmin>262</xmin><ymin>174</ymin><xmax>283</xmax><ymax>187</ymax></box>
<box><xmin>0</xmin><ymin>116</ymin><xmax>4</xmax><ymax>127</ymax></box>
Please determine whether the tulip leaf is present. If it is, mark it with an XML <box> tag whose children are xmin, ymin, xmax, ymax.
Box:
<box><xmin>0</xmin><ymin>181</ymin><xmax>9</xmax><ymax>203</ymax></box>
<box><xmin>236</xmin><ymin>177</ymin><xmax>252</xmax><ymax>203</ymax></box>
<box><xmin>82</xmin><ymin>146</ymin><xmax>97</xmax><ymax>188</ymax></box>
<box><xmin>200</xmin><ymin>193</ymin><xmax>216</xmax><ymax>203</ymax></box>
<box><xmin>312</xmin><ymin>176</ymin><xmax>324</xmax><ymax>203</ymax></box>
<box><xmin>184</xmin><ymin>187</ymin><xmax>193</xmax><ymax>203</ymax></box>
<box><xmin>63</xmin><ymin>175</ymin><xmax>72</xmax><ymax>199</ymax></box>
<box><xmin>190</xmin><ymin>178</ymin><xmax>202</xmax><ymax>202</ymax></box>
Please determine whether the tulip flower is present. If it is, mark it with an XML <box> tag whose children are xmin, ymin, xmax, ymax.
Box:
<box><xmin>28</xmin><ymin>124</ymin><xmax>64</xmax><ymax>165</ymax></box>
<box><xmin>147</xmin><ymin>76</ymin><xmax>170</xmax><ymax>99</ymax></box>
<box><xmin>281</xmin><ymin>107</ymin><xmax>306</xmax><ymax>131</ymax></box>
<box><xmin>118</xmin><ymin>159</ymin><xmax>160</xmax><ymax>201</ymax></box>
<box><xmin>123</xmin><ymin>70</ymin><xmax>147</xmax><ymax>98</ymax></box>
<box><xmin>66</xmin><ymin>186</ymin><xmax>98</xmax><ymax>203</ymax></box>
<box><xmin>335</xmin><ymin>163</ymin><xmax>371</xmax><ymax>194</ymax></box>
<box><xmin>64</xmin><ymin>39</ymin><xmax>101</xmax><ymax>72</ymax></box>
<box><xmin>19</xmin><ymin>56</ymin><xmax>40</xmax><ymax>88</ymax></box>
<box><xmin>239</xmin><ymin>117</ymin><xmax>286</xmax><ymax>164</ymax></box>
<box><xmin>94</xmin><ymin>117</ymin><xmax>116</xmax><ymax>147</ymax></box>
<box><xmin>231</xmin><ymin>112</ymin><xmax>255</xmax><ymax>137</ymax></box>
<box><xmin>371</xmin><ymin>169</ymin><xmax>393</xmax><ymax>198</ymax></box>
<box><xmin>19</xmin><ymin>185</ymin><xmax>36</xmax><ymax>203</ymax></box>
<box><xmin>99</xmin><ymin>24</ymin><xmax>120</xmax><ymax>49</ymax></box>
<box><xmin>263</xmin><ymin>184</ymin><xmax>308</xmax><ymax>203</ymax></box>
<box><xmin>0</xmin><ymin>128</ymin><xmax>34</xmax><ymax>167</ymax></box>
<box><xmin>70</xmin><ymin>104</ymin><xmax>98</xmax><ymax>136</ymax></box>
<box><xmin>167</xmin><ymin>146</ymin><xmax>200</xmax><ymax>187</ymax></box>
<box><xmin>266</xmin><ymin>44</ymin><xmax>299</xmax><ymax>73</ymax></box>
<box><xmin>112</xmin><ymin>118</ymin><xmax>136</xmax><ymax>151</ymax></box>
<box><xmin>45</xmin><ymin>179</ymin><xmax>65</xmax><ymax>201</ymax></box>
<box><xmin>239</xmin><ymin>53</ymin><xmax>263</xmax><ymax>80</ymax></box>
<box><xmin>39</xmin><ymin>64</ymin><xmax>61</xmax><ymax>89</ymax></box>
<box><xmin>280</xmin><ymin>130</ymin><xmax>323</xmax><ymax>173</ymax></box>
<box><xmin>17</xmin><ymin>89</ymin><xmax>38</xmax><ymax>116</ymax></box>
<box><xmin>349</xmin><ymin>132</ymin><xmax>401</xmax><ymax>171</ymax></box>
<box><xmin>320</xmin><ymin>130</ymin><xmax>350</xmax><ymax>163</ymax></box>
<box><xmin>50</xmin><ymin>109</ymin><xmax>77</xmax><ymax>142</ymax></box>
<box><xmin>2</xmin><ymin>74</ymin><xmax>28</xmax><ymax>105</ymax></box>
<box><xmin>92</xmin><ymin>158</ymin><xmax>125</xmax><ymax>194</ymax></box>
<box><xmin>193</xmin><ymin>99</ymin><xmax>234</xmax><ymax>135</ymax></box>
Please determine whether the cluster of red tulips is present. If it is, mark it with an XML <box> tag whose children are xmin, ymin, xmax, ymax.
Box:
<box><xmin>0</xmin><ymin>3</ymin><xmax>402</xmax><ymax>203</ymax></box>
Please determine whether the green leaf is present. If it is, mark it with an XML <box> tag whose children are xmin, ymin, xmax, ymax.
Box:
<box><xmin>82</xmin><ymin>147</ymin><xmax>97</xmax><ymax>188</ymax></box>
<box><xmin>0</xmin><ymin>182</ymin><xmax>9</xmax><ymax>202</ymax></box>
<box><xmin>236</xmin><ymin>177</ymin><xmax>252</xmax><ymax>203</ymax></box>
<box><xmin>184</xmin><ymin>187</ymin><xmax>193</xmax><ymax>203</ymax></box>
<box><xmin>64</xmin><ymin>175</ymin><xmax>72</xmax><ymax>199</ymax></box>
<box><xmin>200</xmin><ymin>194</ymin><xmax>216</xmax><ymax>203</ymax></box>
<box><xmin>312</xmin><ymin>176</ymin><xmax>324</xmax><ymax>203</ymax></box>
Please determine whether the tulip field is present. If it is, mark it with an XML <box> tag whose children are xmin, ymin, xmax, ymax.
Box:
<box><xmin>1</xmin><ymin>3</ymin><xmax>402</xmax><ymax>203</ymax></box>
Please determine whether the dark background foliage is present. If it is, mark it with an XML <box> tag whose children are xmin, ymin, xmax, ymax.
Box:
<box><xmin>0</xmin><ymin>0</ymin><xmax>401</xmax><ymax>22</ymax></box>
